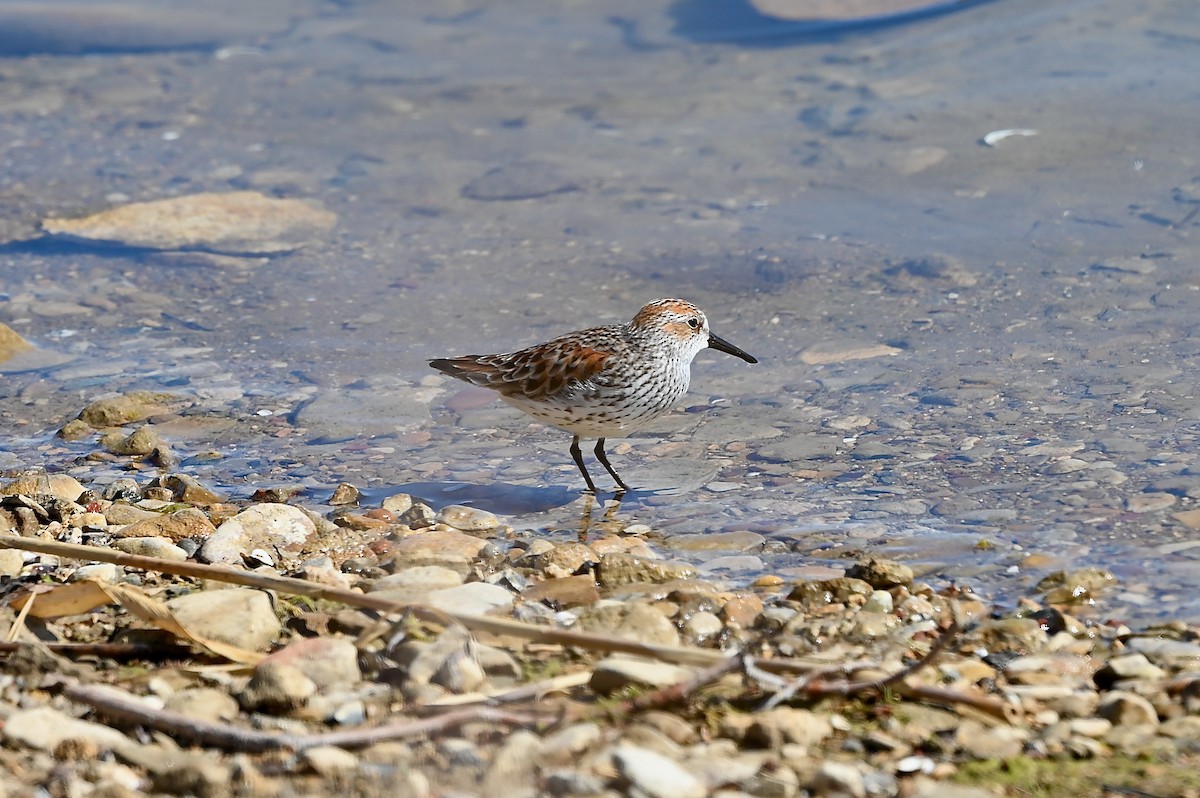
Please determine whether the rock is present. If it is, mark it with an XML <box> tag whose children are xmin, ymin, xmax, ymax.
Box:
<box><xmin>301</xmin><ymin>746</ymin><xmax>360</xmax><ymax>777</ymax></box>
<box><xmin>536</xmin><ymin>542</ymin><xmax>598</xmax><ymax>578</ymax></box>
<box><xmin>1126</xmin><ymin>492</ymin><xmax>1176</xmax><ymax>512</ymax></box>
<box><xmin>381</xmin><ymin>493</ymin><xmax>414</xmax><ymax>514</ymax></box>
<box><xmin>0</xmin><ymin>321</ymin><xmax>32</xmax><ymax>363</ymax></box>
<box><xmin>811</xmin><ymin>761</ymin><xmax>866</xmax><ymax>798</ymax></box>
<box><xmin>320</xmin><ymin>484</ymin><xmax>359</xmax><ymax>509</ymax></box>
<box><xmin>4</xmin><ymin>705</ymin><xmax>130</xmax><ymax>753</ymax></box>
<box><xmin>166</xmin><ymin>588</ymin><xmax>281</xmax><ymax>651</ymax></box>
<box><xmin>113</xmin><ymin>508</ymin><xmax>216</xmax><ymax>543</ymax></box>
<box><xmin>1096</xmin><ymin>653</ymin><xmax>1167</xmax><ymax>685</ymax></box>
<box><xmin>789</xmin><ymin>577</ymin><xmax>874</xmax><ymax>607</ymax></box>
<box><xmin>589</xmin><ymin>657</ymin><xmax>696</xmax><ymax>696</ymax></box>
<box><xmin>576</xmin><ymin>602</ymin><xmax>680</xmax><ymax>647</ymax></box>
<box><xmin>77</xmin><ymin>391</ymin><xmax>182</xmax><ymax>427</ymax></box>
<box><xmin>613</xmin><ymin>746</ymin><xmax>707</xmax><ymax>798</ymax></box>
<box><xmin>239</xmin><ymin>662</ymin><xmax>316</xmax><ymax>713</ymax></box>
<box><xmin>0</xmin><ymin>548</ymin><xmax>24</xmax><ymax>576</ymax></box>
<box><xmin>103</xmin><ymin>425</ymin><xmax>164</xmax><ymax>456</ymax></box>
<box><xmin>369</xmin><ymin>566</ymin><xmax>465</xmax><ymax>599</ymax></box>
<box><xmin>1</xmin><ymin>473</ymin><xmax>85</xmax><ymax>503</ymax></box>
<box><xmin>481</xmin><ymin>730</ymin><xmax>544</xmax><ymax>796</ymax></box>
<box><xmin>198</xmin><ymin>503</ymin><xmax>317</xmax><ymax>565</ymax></box>
<box><xmin>436</xmin><ymin>504</ymin><xmax>499</xmax><ymax>531</ymax></box>
<box><xmin>387</xmin><ymin>529</ymin><xmax>490</xmax><ymax>568</ymax></box>
<box><xmin>745</xmin><ymin>708</ymin><xmax>834</xmax><ymax>748</ymax></box>
<box><xmin>423</xmin><ymin>582</ymin><xmax>514</xmax><ymax>616</ymax></box>
<box><xmin>57</xmin><ymin>418</ymin><xmax>93</xmax><ymax>440</ymax></box>
<box><xmin>681</xmin><ymin>610</ymin><xmax>723</xmax><ymax>644</ymax></box>
<box><xmin>522</xmin><ymin>574</ymin><xmax>600</xmax><ymax>608</ymax></box>
<box><xmin>462</xmin><ymin>160</ymin><xmax>579</xmax><ymax>201</ymax></box>
<box><xmin>665</xmin><ymin>530</ymin><xmax>766</xmax><ymax>551</ymax></box>
<box><xmin>1098</xmin><ymin>691</ymin><xmax>1159</xmax><ymax>727</ymax></box>
<box><xmin>163</xmin><ymin>688</ymin><xmax>240</xmax><ymax>723</ymax></box>
<box><xmin>149</xmin><ymin>752</ymin><xmax>232</xmax><ymax>798</ymax></box>
<box><xmin>393</xmin><ymin>624</ymin><xmax>487</xmax><ymax>696</ymax></box>
<box><xmin>598</xmin><ymin>552</ymin><xmax>698</xmax><ymax>588</ymax></box>
<box><xmin>42</xmin><ymin>191</ymin><xmax>336</xmax><ymax>254</ymax></box>
<box><xmin>398</xmin><ymin>502</ymin><xmax>437</xmax><ymax>529</ymax></box>
<box><xmin>540</xmin><ymin>723</ymin><xmax>603</xmax><ymax>765</ymax></box>
<box><xmin>954</xmin><ymin>719</ymin><xmax>1028</xmax><ymax>758</ymax></box>
<box><xmin>162</xmin><ymin>474</ymin><xmax>224</xmax><ymax>505</ymax></box>
<box><xmin>1038</xmin><ymin>567</ymin><xmax>1118</xmax><ymax>603</ymax></box>
<box><xmin>862</xmin><ymin>590</ymin><xmax>894</xmax><ymax>614</ymax></box>
<box><xmin>258</xmin><ymin>637</ymin><xmax>361</xmax><ymax>690</ymax></box>
<box><xmin>69</xmin><ymin>563</ymin><xmax>120</xmax><ymax>583</ymax></box>
<box><xmin>845</xmin><ymin>557</ymin><xmax>914</xmax><ymax>588</ymax></box>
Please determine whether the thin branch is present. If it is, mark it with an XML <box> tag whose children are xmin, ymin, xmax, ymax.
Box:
<box><xmin>58</xmin><ymin>679</ymin><xmax>551</xmax><ymax>752</ymax></box>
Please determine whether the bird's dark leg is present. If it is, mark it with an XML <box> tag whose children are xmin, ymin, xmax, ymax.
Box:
<box><xmin>594</xmin><ymin>437</ymin><xmax>631</xmax><ymax>492</ymax></box>
<box><xmin>570</xmin><ymin>436</ymin><xmax>599</xmax><ymax>493</ymax></box>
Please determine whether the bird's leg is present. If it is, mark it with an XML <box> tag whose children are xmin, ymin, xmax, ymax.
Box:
<box><xmin>570</xmin><ymin>436</ymin><xmax>599</xmax><ymax>493</ymax></box>
<box><xmin>593</xmin><ymin>437</ymin><xmax>631</xmax><ymax>492</ymax></box>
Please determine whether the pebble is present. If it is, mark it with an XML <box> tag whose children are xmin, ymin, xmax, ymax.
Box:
<box><xmin>102</xmin><ymin>425</ymin><xmax>164</xmax><ymax>456</ymax></box>
<box><xmin>113</xmin><ymin>508</ymin><xmax>216</xmax><ymax>543</ymax></box>
<box><xmin>613</xmin><ymin>745</ymin><xmax>707</xmax><ymax>798</ymax></box>
<box><xmin>238</xmin><ymin>662</ymin><xmax>317</xmax><ymax>712</ymax></box>
<box><xmin>521</xmin><ymin>574</ymin><xmax>601</xmax><ymax>608</ymax></box>
<box><xmin>258</xmin><ymin>637</ymin><xmax>361</xmax><ymax>690</ymax></box>
<box><xmin>0</xmin><ymin>548</ymin><xmax>24</xmax><ymax>576</ymax></box>
<box><xmin>845</xmin><ymin>557</ymin><xmax>914</xmax><ymax>588</ymax></box>
<box><xmin>165</xmin><ymin>588</ymin><xmax>281</xmax><ymax>651</ymax></box>
<box><xmin>76</xmin><ymin>391</ymin><xmax>180</xmax><ymax>428</ymax></box>
<box><xmin>1</xmin><ymin>473</ymin><xmax>85</xmax><ymax>503</ymax></box>
<box><xmin>301</xmin><ymin>746</ymin><xmax>360</xmax><ymax>777</ymax></box>
<box><xmin>163</xmin><ymin>688</ymin><xmax>240</xmax><ymax>723</ymax></box>
<box><xmin>112</xmin><ymin>536</ymin><xmax>190</xmax><ymax>561</ymax></box>
<box><xmin>577</xmin><ymin>602</ymin><xmax>680</xmax><ymax>646</ymax></box>
<box><xmin>69</xmin><ymin>563</ymin><xmax>120</xmax><ymax>582</ymax></box>
<box><xmin>812</xmin><ymin>761</ymin><xmax>866</xmax><ymax>798</ymax></box>
<box><xmin>423</xmin><ymin>582</ymin><xmax>515</xmax><ymax>616</ymax></box>
<box><xmin>1097</xmin><ymin>691</ymin><xmax>1159</xmax><ymax>727</ymax></box>
<box><xmin>598</xmin><ymin>552</ymin><xmax>698</xmax><ymax>588</ymax></box>
<box><xmin>387</xmin><ymin>529</ymin><xmax>489</xmax><ymax>568</ymax></box>
<box><xmin>198</xmin><ymin>503</ymin><xmax>317</xmax><ymax>565</ymax></box>
<box><xmin>436</xmin><ymin>504</ymin><xmax>499</xmax><ymax>531</ymax></box>
<box><xmin>3</xmin><ymin>705</ymin><xmax>131</xmax><ymax>753</ymax></box>
<box><xmin>42</xmin><ymin>192</ymin><xmax>336</xmax><ymax>254</ymax></box>
<box><xmin>589</xmin><ymin>656</ymin><xmax>696</xmax><ymax>695</ymax></box>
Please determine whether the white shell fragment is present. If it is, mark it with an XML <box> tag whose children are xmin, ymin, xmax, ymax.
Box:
<box><xmin>982</xmin><ymin>128</ymin><xmax>1039</xmax><ymax>147</ymax></box>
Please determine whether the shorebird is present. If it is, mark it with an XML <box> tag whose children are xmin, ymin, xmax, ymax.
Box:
<box><xmin>429</xmin><ymin>298</ymin><xmax>757</xmax><ymax>493</ymax></box>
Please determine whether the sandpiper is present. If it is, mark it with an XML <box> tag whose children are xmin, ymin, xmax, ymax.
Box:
<box><xmin>429</xmin><ymin>298</ymin><xmax>757</xmax><ymax>493</ymax></box>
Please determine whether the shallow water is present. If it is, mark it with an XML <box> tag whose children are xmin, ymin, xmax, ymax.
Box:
<box><xmin>2</xmin><ymin>0</ymin><xmax>1198</xmax><ymax>624</ymax></box>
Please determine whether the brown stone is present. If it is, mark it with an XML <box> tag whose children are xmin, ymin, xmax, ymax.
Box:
<box><xmin>522</xmin><ymin>574</ymin><xmax>601</xmax><ymax>608</ymax></box>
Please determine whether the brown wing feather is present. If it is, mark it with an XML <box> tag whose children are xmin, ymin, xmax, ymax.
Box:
<box><xmin>429</xmin><ymin>338</ymin><xmax>612</xmax><ymax>401</ymax></box>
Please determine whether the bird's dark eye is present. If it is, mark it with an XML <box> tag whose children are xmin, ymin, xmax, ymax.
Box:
<box><xmin>687</xmin><ymin>318</ymin><xmax>701</xmax><ymax>329</ymax></box>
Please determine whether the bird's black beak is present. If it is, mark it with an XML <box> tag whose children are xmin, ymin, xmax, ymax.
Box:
<box><xmin>708</xmin><ymin>333</ymin><xmax>757</xmax><ymax>364</ymax></box>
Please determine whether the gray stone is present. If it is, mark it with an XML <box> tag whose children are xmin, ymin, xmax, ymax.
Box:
<box><xmin>112</xmin><ymin>536</ymin><xmax>189</xmax><ymax>560</ymax></box>
<box><xmin>239</xmin><ymin>662</ymin><xmax>316</xmax><ymax>712</ymax></box>
<box><xmin>43</xmin><ymin>192</ymin><xmax>335</xmax><ymax>254</ymax></box>
<box><xmin>613</xmin><ymin>745</ymin><xmax>707</xmax><ymax>798</ymax></box>
<box><xmin>164</xmin><ymin>688</ymin><xmax>240</xmax><ymax>723</ymax></box>
<box><xmin>4</xmin><ymin>705</ymin><xmax>131</xmax><ymax>753</ymax></box>
<box><xmin>424</xmin><ymin>582</ymin><xmax>514</xmax><ymax>616</ymax></box>
<box><xmin>812</xmin><ymin>761</ymin><xmax>865</xmax><ymax>798</ymax></box>
<box><xmin>198</xmin><ymin>503</ymin><xmax>316</xmax><ymax>565</ymax></box>
<box><xmin>1098</xmin><ymin>691</ymin><xmax>1159</xmax><ymax>727</ymax></box>
<box><xmin>166</xmin><ymin>588</ymin><xmax>281</xmax><ymax>651</ymax></box>
<box><xmin>436</xmin><ymin>504</ymin><xmax>499</xmax><ymax>531</ymax></box>
<box><xmin>589</xmin><ymin>657</ymin><xmax>696</xmax><ymax>696</ymax></box>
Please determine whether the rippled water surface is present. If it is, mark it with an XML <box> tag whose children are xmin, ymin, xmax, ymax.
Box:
<box><xmin>2</xmin><ymin>0</ymin><xmax>1198</xmax><ymax>624</ymax></box>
